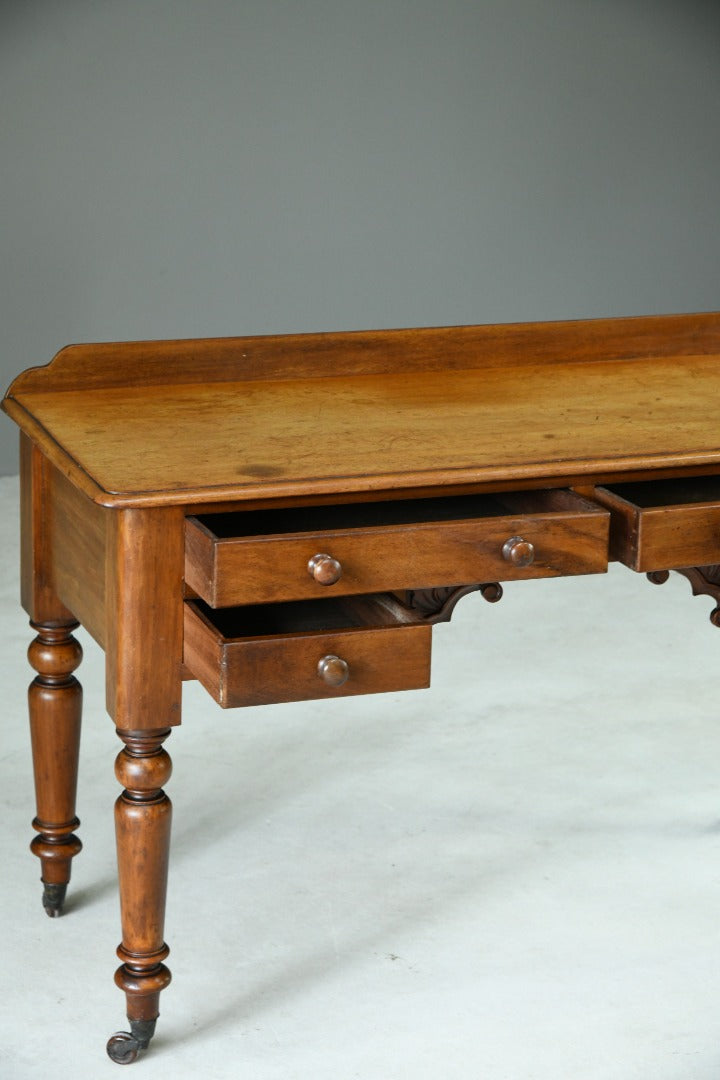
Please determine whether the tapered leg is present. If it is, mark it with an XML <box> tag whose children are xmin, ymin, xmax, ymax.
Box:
<box><xmin>106</xmin><ymin>728</ymin><xmax>173</xmax><ymax>1065</ymax></box>
<box><xmin>27</xmin><ymin>620</ymin><xmax>83</xmax><ymax>917</ymax></box>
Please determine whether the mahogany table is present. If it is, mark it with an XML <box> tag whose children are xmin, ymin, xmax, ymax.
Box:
<box><xmin>5</xmin><ymin>311</ymin><xmax>720</xmax><ymax>1063</ymax></box>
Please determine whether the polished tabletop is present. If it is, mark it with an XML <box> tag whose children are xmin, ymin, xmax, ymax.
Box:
<box><xmin>4</xmin><ymin>312</ymin><xmax>720</xmax><ymax>507</ymax></box>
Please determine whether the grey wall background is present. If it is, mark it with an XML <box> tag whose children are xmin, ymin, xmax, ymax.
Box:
<box><xmin>1</xmin><ymin>0</ymin><xmax>719</xmax><ymax>474</ymax></box>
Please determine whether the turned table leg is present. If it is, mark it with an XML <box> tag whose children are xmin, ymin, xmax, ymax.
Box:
<box><xmin>104</xmin><ymin>506</ymin><xmax>183</xmax><ymax>1062</ymax></box>
<box><xmin>106</xmin><ymin>728</ymin><xmax>173</xmax><ymax>1065</ymax></box>
<box><xmin>27</xmin><ymin>620</ymin><xmax>83</xmax><ymax>917</ymax></box>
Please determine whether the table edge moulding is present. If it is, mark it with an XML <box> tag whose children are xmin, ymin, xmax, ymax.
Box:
<box><xmin>4</xmin><ymin>310</ymin><xmax>720</xmax><ymax>1064</ymax></box>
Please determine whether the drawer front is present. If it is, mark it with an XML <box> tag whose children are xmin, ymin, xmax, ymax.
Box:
<box><xmin>594</xmin><ymin>478</ymin><xmax>720</xmax><ymax>571</ymax></box>
<box><xmin>184</xmin><ymin>598</ymin><xmax>432</xmax><ymax>708</ymax></box>
<box><xmin>185</xmin><ymin>490</ymin><xmax>609</xmax><ymax>606</ymax></box>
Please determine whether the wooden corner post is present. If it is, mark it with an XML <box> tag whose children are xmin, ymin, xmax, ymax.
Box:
<box><xmin>104</xmin><ymin>506</ymin><xmax>184</xmax><ymax>1063</ymax></box>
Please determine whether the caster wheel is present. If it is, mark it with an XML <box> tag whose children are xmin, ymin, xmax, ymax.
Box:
<box><xmin>106</xmin><ymin>1032</ymin><xmax>140</xmax><ymax>1065</ymax></box>
<box><xmin>106</xmin><ymin>1019</ymin><xmax>156</xmax><ymax>1064</ymax></box>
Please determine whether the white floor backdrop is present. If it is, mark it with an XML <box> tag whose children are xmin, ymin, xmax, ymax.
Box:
<box><xmin>1</xmin><ymin>474</ymin><xmax>720</xmax><ymax>1079</ymax></box>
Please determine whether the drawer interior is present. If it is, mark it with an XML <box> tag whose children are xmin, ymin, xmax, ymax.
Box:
<box><xmin>190</xmin><ymin>592</ymin><xmax>416</xmax><ymax>640</ymax></box>
<box><xmin>193</xmin><ymin>488</ymin><xmax>593</xmax><ymax>539</ymax></box>
<box><xmin>599</xmin><ymin>475</ymin><xmax>720</xmax><ymax>509</ymax></box>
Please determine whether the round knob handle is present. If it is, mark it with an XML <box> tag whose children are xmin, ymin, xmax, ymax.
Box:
<box><xmin>502</xmin><ymin>536</ymin><xmax>535</xmax><ymax>567</ymax></box>
<box><xmin>317</xmin><ymin>654</ymin><xmax>349</xmax><ymax>687</ymax></box>
<box><xmin>308</xmin><ymin>553</ymin><xmax>342</xmax><ymax>586</ymax></box>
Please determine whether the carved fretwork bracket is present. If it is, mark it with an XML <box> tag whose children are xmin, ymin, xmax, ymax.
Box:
<box><xmin>396</xmin><ymin>582</ymin><xmax>503</xmax><ymax>625</ymax></box>
<box><xmin>647</xmin><ymin>566</ymin><xmax>720</xmax><ymax>628</ymax></box>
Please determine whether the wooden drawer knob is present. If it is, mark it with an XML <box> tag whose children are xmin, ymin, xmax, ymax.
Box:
<box><xmin>308</xmin><ymin>553</ymin><xmax>342</xmax><ymax>585</ymax></box>
<box><xmin>317</xmin><ymin>654</ymin><xmax>349</xmax><ymax>687</ymax></box>
<box><xmin>502</xmin><ymin>536</ymin><xmax>535</xmax><ymax>567</ymax></box>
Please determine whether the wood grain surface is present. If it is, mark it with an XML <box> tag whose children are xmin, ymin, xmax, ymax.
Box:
<box><xmin>7</xmin><ymin>311</ymin><xmax>720</xmax><ymax>393</ymax></box>
<box><xmin>7</xmin><ymin>351</ymin><xmax>720</xmax><ymax>507</ymax></box>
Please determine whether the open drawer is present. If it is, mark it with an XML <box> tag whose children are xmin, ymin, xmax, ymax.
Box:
<box><xmin>593</xmin><ymin>476</ymin><xmax>720</xmax><ymax>571</ymax></box>
<box><xmin>185</xmin><ymin>488</ymin><xmax>609</xmax><ymax>606</ymax></box>
<box><xmin>183</xmin><ymin>594</ymin><xmax>432</xmax><ymax>707</ymax></box>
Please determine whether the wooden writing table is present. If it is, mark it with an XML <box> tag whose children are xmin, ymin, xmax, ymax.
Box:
<box><xmin>5</xmin><ymin>311</ymin><xmax>720</xmax><ymax>1063</ymax></box>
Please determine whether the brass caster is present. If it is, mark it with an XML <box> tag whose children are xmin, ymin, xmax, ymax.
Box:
<box><xmin>42</xmin><ymin>883</ymin><xmax>67</xmax><ymax>918</ymax></box>
<box><xmin>106</xmin><ymin>1019</ymin><xmax>156</xmax><ymax>1064</ymax></box>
